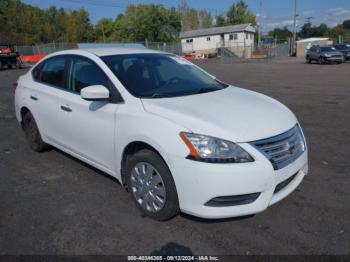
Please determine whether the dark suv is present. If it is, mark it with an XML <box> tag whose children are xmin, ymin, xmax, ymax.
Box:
<box><xmin>332</xmin><ymin>44</ymin><xmax>350</xmax><ymax>61</ymax></box>
<box><xmin>306</xmin><ymin>45</ymin><xmax>344</xmax><ymax>64</ymax></box>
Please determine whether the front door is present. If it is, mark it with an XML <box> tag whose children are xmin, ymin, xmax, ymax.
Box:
<box><xmin>58</xmin><ymin>56</ymin><xmax>120</xmax><ymax>173</ymax></box>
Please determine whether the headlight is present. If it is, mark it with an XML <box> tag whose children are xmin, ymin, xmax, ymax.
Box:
<box><xmin>180</xmin><ymin>132</ymin><xmax>254</xmax><ymax>163</ymax></box>
<box><xmin>324</xmin><ymin>53</ymin><xmax>331</xmax><ymax>57</ymax></box>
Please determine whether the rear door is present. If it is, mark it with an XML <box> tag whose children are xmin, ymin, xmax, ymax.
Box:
<box><xmin>27</xmin><ymin>56</ymin><xmax>69</xmax><ymax>144</ymax></box>
<box><xmin>57</xmin><ymin>55</ymin><xmax>121</xmax><ymax>173</ymax></box>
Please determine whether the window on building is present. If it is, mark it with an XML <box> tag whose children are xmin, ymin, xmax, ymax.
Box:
<box><xmin>246</xmin><ymin>33</ymin><xmax>249</xmax><ymax>40</ymax></box>
<box><xmin>250</xmin><ymin>34</ymin><xmax>253</xmax><ymax>40</ymax></box>
<box><xmin>186</xmin><ymin>39</ymin><xmax>193</xmax><ymax>43</ymax></box>
<box><xmin>229</xmin><ymin>34</ymin><xmax>238</xmax><ymax>40</ymax></box>
<box><xmin>206</xmin><ymin>37</ymin><xmax>211</xmax><ymax>41</ymax></box>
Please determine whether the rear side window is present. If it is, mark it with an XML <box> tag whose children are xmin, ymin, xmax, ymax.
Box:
<box><xmin>39</xmin><ymin>57</ymin><xmax>66</xmax><ymax>87</ymax></box>
<box><xmin>68</xmin><ymin>57</ymin><xmax>112</xmax><ymax>93</ymax></box>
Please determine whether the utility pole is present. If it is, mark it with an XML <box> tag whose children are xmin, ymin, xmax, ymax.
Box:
<box><xmin>258</xmin><ymin>0</ymin><xmax>262</xmax><ymax>47</ymax></box>
<box><xmin>102</xmin><ymin>24</ymin><xmax>106</xmax><ymax>43</ymax></box>
<box><xmin>292</xmin><ymin>0</ymin><xmax>298</xmax><ymax>56</ymax></box>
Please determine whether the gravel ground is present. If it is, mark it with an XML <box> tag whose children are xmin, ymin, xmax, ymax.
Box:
<box><xmin>0</xmin><ymin>57</ymin><xmax>349</xmax><ymax>255</ymax></box>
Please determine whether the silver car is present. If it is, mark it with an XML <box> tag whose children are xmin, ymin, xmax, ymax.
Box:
<box><xmin>306</xmin><ymin>46</ymin><xmax>344</xmax><ymax>64</ymax></box>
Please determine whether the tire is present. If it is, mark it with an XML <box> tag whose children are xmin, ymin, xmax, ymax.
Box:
<box><xmin>16</xmin><ymin>58</ymin><xmax>22</xmax><ymax>69</ymax></box>
<box><xmin>306</xmin><ymin>56</ymin><xmax>312</xmax><ymax>64</ymax></box>
<box><xmin>8</xmin><ymin>64</ymin><xmax>12</xmax><ymax>69</ymax></box>
<box><xmin>318</xmin><ymin>57</ymin><xmax>324</xmax><ymax>65</ymax></box>
<box><xmin>22</xmin><ymin>112</ymin><xmax>50</xmax><ymax>152</ymax></box>
<box><xmin>126</xmin><ymin>149</ymin><xmax>179</xmax><ymax>221</ymax></box>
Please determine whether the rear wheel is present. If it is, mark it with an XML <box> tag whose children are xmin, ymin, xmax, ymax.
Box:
<box><xmin>126</xmin><ymin>149</ymin><xmax>179</xmax><ymax>221</ymax></box>
<box><xmin>22</xmin><ymin>112</ymin><xmax>50</xmax><ymax>152</ymax></box>
<box><xmin>306</xmin><ymin>56</ymin><xmax>312</xmax><ymax>64</ymax></box>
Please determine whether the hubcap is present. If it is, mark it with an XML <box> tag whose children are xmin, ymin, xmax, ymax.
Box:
<box><xmin>130</xmin><ymin>162</ymin><xmax>166</xmax><ymax>213</ymax></box>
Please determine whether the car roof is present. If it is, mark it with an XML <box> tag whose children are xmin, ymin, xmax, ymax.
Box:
<box><xmin>49</xmin><ymin>47</ymin><xmax>168</xmax><ymax>58</ymax></box>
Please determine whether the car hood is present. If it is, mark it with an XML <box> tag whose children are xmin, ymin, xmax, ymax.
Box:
<box><xmin>141</xmin><ymin>86</ymin><xmax>297</xmax><ymax>142</ymax></box>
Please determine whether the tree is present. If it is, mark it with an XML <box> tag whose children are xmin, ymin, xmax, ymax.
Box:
<box><xmin>268</xmin><ymin>27</ymin><xmax>292</xmax><ymax>40</ymax></box>
<box><xmin>343</xmin><ymin>20</ymin><xmax>350</xmax><ymax>30</ymax></box>
<box><xmin>95</xmin><ymin>18</ymin><xmax>116</xmax><ymax>42</ymax></box>
<box><xmin>215</xmin><ymin>15</ymin><xmax>226</xmax><ymax>27</ymax></box>
<box><xmin>298</xmin><ymin>22</ymin><xmax>330</xmax><ymax>38</ymax></box>
<box><xmin>62</xmin><ymin>9</ymin><xmax>94</xmax><ymax>43</ymax></box>
<box><xmin>198</xmin><ymin>10</ymin><xmax>212</xmax><ymax>28</ymax></box>
<box><xmin>178</xmin><ymin>0</ymin><xmax>199</xmax><ymax>31</ymax></box>
<box><xmin>116</xmin><ymin>4</ymin><xmax>181</xmax><ymax>42</ymax></box>
<box><xmin>226</xmin><ymin>0</ymin><xmax>256</xmax><ymax>25</ymax></box>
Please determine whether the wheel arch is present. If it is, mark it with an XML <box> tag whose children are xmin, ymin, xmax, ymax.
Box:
<box><xmin>19</xmin><ymin>106</ymin><xmax>31</xmax><ymax>127</ymax></box>
<box><xmin>120</xmin><ymin>141</ymin><xmax>170</xmax><ymax>188</ymax></box>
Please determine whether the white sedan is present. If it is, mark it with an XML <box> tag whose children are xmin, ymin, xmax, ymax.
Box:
<box><xmin>14</xmin><ymin>48</ymin><xmax>308</xmax><ymax>220</ymax></box>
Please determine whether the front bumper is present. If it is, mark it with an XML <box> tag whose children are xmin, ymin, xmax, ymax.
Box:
<box><xmin>167</xmin><ymin>144</ymin><xmax>308</xmax><ymax>219</ymax></box>
<box><xmin>324</xmin><ymin>56</ymin><xmax>344</xmax><ymax>62</ymax></box>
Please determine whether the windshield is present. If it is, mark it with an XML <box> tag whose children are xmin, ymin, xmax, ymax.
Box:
<box><xmin>320</xmin><ymin>47</ymin><xmax>336</xmax><ymax>52</ymax></box>
<box><xmin>101</xmin><ymin>53</ymin><xmax>227</xmax><ymax>98</ymax></box>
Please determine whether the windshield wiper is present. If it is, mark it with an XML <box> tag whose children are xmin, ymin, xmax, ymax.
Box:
<box><xmin>193</xmin><ymin>87</ymin><xmax>220</xmax><ymax>94</ymax></box>
<box><xmin>150</xmin><ymin>93</ymin><xmax>174</xmax><ymax>98</ymax></box>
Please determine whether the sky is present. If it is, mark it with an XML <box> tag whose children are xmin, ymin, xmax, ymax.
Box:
<box><xmin>22</xmin><ymin>0</ymin><xmax>350</xmax><ymax>32</ymax></box>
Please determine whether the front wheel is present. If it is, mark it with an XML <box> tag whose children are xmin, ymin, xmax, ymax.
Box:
<box><xmin>318</xmin><ymin>57</ymin><xmax>325</xmax><ymax>65</ymax></box>
<box><xmin>126</xmin><ymin>149</ymin><xmax>179</xmax><ymax>221</ymax></box>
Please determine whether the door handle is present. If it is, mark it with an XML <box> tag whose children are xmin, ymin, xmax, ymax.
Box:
<box><xmin>60</xmin><ymin>105</ymin><xmax>72</xmax><ymax>112</ymax></box>
<box><xmin>30</xmin><ymin>95</ymin><xmax>38</xmax><ymax>101</ymax></box>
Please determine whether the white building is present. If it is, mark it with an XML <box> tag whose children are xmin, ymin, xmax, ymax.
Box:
<box><xmin>180</xmin><ymin>23</ymin><xmax>256</xmax><ymax>58</ymax></box>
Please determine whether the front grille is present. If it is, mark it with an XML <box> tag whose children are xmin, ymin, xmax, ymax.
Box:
<box><xmin>250</xmin><ymin>125</ymin><xmax>305</xmax><ymax>170</ymax></box>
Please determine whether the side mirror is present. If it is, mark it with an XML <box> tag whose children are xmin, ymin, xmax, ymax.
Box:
<box><xmin>80</xmin><ymin>85</ymin><xmax>110</xmax><ymax>101</ymax></box>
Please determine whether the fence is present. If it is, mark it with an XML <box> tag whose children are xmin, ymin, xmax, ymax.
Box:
<box><xmin>14</xmin><ymin>43</ymin><xmax>78</xmax><ymax>56</ymax></box>
<box><xmin>14</xmin><ymin>41</ymin><xmax>182</xmax><ymax>56</ymax></box>
<box><xmin>218</xmin><ymin>41</ymin><xmax>290</xmax><ymax>63</ymax></box>
<box><xmin>14</xmin><ymin>40</ymin><xmax>289</xmax><ymax>64</ymax></box>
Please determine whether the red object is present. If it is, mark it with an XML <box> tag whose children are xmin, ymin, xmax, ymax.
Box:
<box><xmin>181</xmin><ymin>55</ymin><xmax>195</xmax><ymax>60</ymax></box>
<box><xmin>0</xmin><ymin>47</ymin><xmax>12</xmax><ymax>54</ymax></box>
<box><xmin>20</xmin><ymin>54</ymin><xmax>46</xmax><ymax>63</ymax></box>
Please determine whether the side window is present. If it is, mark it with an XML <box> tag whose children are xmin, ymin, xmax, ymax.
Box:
<box><xmin>39</xmin><ymin>57</ymin><xmax>66</xmax><ymax>87</ymax></box>
<box><xmin>32</xmin><ymin>63</ymin><xmax>42</xmax><ymax>81</ymax></box>
<box><xmin>69</xmin><ymin>57</ymin><xmax>111</xmax><ymax>93</ymax></box>
<box><xmin>229</xmin><ymin>34</ymin><xmax>233</xmax><ymax>40</ymax></box>
<box><xmin>234</xmin><ymin>33</ymin><xmax>238</xmax><ymax>40</ymax></box>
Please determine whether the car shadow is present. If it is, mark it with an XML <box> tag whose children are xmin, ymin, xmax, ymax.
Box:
<box><xmin>52</xmin><ymin>147</ymin><xmax>122</xmax><ymax>186</ymax></box>
<box><xmin>150</xmin><ymin>242</ymin><xmax>194</xmax><ymax>256</ymax></box>
<box><xmin>51</xmin><ymin>147</ymin><xmax>256</xmax><ymax>223</ymax></box>
<box><xmin>179</xmin><ymin>212</ymin><xmax>255</xmax><ymax>224</ymax></box>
